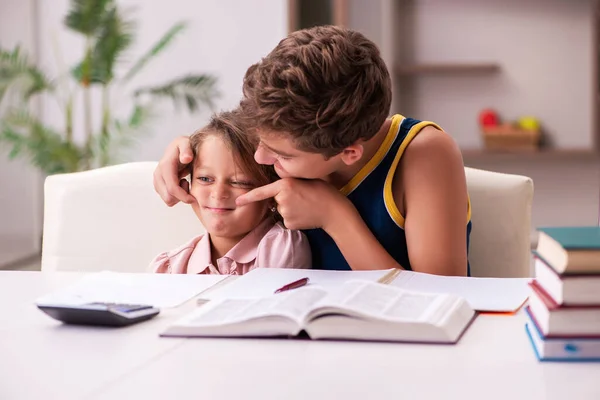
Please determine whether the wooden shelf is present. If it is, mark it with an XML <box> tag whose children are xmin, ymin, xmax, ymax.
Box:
<box><xmin>461</xmin><ymin>149</ymin><xmax>600</xmax><ymax>161</ymax></box>
<box><xmin>394</xmin><ymin>63</ymin><xmax>501</xmax><ymax>76</ymax></box>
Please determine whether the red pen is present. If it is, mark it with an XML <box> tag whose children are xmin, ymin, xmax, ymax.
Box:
<box><xmin>274</xmin><ymin>277</ymin><xmax>310</xmax><ymax>294</ymax></box>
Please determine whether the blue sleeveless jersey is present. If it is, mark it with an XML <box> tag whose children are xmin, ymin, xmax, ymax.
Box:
<box><xmin>303</xmin><ymin>114</ymin><xmax>472</xmax><ymax>274</ymax></box>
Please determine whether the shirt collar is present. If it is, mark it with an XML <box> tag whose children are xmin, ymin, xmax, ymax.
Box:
<box><xmin>186</xmin><ymin>233</ymin><xmax>212</xmax><ymax>274</ymax></box>
<box><xmin>223</xmin><ymin>218</ymin><xmax>275</xmax><ymax>264</ymax></box>
<box><xmin>186</xmin><ymin>218</ymin><xmax>276</xmax><ymax>273</ymax></box>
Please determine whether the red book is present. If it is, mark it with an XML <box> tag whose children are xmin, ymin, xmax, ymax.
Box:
<box><xmin>528</xmin><ymin>280</ymin><xmax>600</xmax><ymax>338</ymax></box>
<box><xmin>532</xmin><ymin>253</ymin><xmax>600</xmax><ymax>306</ymax></box>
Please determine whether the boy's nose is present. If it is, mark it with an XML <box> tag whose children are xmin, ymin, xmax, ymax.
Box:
<box><xmin>254</xmin><ymin>147</ymin><xmax>276</xmax><ymax>165</ymax></box>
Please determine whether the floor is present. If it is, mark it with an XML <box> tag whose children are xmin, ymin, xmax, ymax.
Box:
<box><xmin>0</xmin><ymin>234</ymin><xmax>41</xmax><ymax>268</ymax></box>
<box><xmin>0</xmin><ymin>255</ymin><xmax>41</xmax><ymax>271</ymax></box>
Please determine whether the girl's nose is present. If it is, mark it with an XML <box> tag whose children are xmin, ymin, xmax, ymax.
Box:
<box><xmin>211</xmin><ymin>182</ymin><xmax>230</xmax><ymax>200</ymax></box>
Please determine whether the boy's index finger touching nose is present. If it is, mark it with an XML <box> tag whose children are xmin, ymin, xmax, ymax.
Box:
<box><xmin>236</xmin><ymin>181</ymin><xmax>281</xmax><ymax>206</ymax></box>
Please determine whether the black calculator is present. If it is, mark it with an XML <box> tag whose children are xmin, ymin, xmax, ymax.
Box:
<box><xmin>37</xmin><ymin>302</ymin><xmax>160</xmax><ymax>327</ymax></box>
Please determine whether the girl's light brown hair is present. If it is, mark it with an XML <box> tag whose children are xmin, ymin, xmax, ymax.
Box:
<box><xmin>189</xmin><ymin>109</ymin><xmax>279</xmax><ymax>188</ymax></box>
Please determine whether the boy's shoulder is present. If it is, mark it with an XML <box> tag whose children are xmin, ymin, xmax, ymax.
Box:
<box><xmin>399</xmin><ymin>123</ymin><xmax>463</xmax><ymax>170</ymax></box>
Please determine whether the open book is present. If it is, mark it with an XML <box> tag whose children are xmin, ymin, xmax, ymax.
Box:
<box><xmin>200</xmin><ymin>267</ymin><xmax>530</xmax><ymax>313</ymax></box>
<box><xmin>161</xmin><ymin>280</ymin><xmax>476</xmax><ymax>344</ymax></box>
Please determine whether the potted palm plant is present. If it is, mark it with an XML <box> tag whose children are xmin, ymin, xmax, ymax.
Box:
<box><xmin>0</xmin><ymin>0</ymin><xmax>218</xmax><ymax>174</ymax></box>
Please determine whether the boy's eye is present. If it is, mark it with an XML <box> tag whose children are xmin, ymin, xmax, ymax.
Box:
<box><xmin>196</xmin><ymin>176</ymin><xmax>213</xmax><ymax>183</ymax></box>
<box><xmin>277</xmin><ymin>155</ymin><xmax>292</xmax><ymax>161</ymax></box>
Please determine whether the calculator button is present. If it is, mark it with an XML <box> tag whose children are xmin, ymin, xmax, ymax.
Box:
<box><xmin>86</xmin><ymin>303</ymin><xmax>153</xmax><ymax>312</ymax></box>
<box><xmin>116</xmin><ymin>305</ymin><xmax>153</xmax><ymax>313</ymax></box>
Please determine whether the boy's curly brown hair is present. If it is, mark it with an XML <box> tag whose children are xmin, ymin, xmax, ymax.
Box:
<box><xmin>240</xmin><ymin>25</ymin><xmax>392</xmax><ymax>158</ymax></box>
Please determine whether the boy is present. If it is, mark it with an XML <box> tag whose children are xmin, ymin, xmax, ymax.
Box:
<box><xmin>153</xmin><ymin>25</ymin><xmax>471</xmax><ymax>276</ymax></box>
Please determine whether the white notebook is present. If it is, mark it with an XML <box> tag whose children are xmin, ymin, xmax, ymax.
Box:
<box><xmin>35</xmin><ymin>271</ymin><xmax>227</xmax><ymax>308</ymax></box>
<box><xmin>162</xmin><ymin>280</ymin><xmax>476</xmax><ymax>344</ymax></box>
<box><xmin>388</xmin><ymin>270</ymin><xmax>531</xmax><ymax>312</ymax></box>
<box><xmin>199</xmin><ymin>268</ymin><xmax>393</xmax><ymax>301</ymax></box>
<box><xmin>200</xmin><ymin>268</ymin><xmax>530</xmax><ymax>313</ymax></box>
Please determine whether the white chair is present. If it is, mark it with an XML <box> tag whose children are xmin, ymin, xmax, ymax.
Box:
<box><xmin>41</xmin><ymin>162</ymin><xmax>203</xmax><ymax>273</ymax></box>
<box><xmin>42</xmin><ymin>162</ymin><xmax>533</xmax><ymax>278</ymax></box>
<box><xmin>465</xmin><ymin>167</ymin><xmax>534</xmax><ymax>278</ymax></box>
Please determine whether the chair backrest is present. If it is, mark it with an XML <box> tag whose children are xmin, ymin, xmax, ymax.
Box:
<box><xmin>42</xmin><ymin>162</ymin><xmax>533</xmax><ymax>277</ymax></box>
<box><xmin>41</xmin><ymin>162</ymin><xmax>204</xmax><ymax>273</ymax></box>
<box><xmin>465</xmin><ymin>167</ymin><xmax>534</xmax><ymax>278</ymax></box>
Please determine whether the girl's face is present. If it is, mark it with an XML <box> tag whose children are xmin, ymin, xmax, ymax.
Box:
<box><xmin>190</xmin><ymin>135</ymin><xmax>270</xmax><ymax>241</ymax></box>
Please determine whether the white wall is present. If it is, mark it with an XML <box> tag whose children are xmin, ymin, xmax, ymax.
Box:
<box><xmin>405</xmin><ymin>0</ymin><xmax>600</xmax><ymax>236</ymax></box>
<box><xmin>349</xmin><ymin>0</ymin><xmax>600</xmax><ymax>238</ymax></box>
<box><xmin>465</xmin><ymin>158</ymin><xmax>600</xmax><ymax>244</ymax></box>
<box><xmin>0</xmin><ymin>0</ymin><xmax>43</xmax><ymax>267</ymax></box>
<box><xmin>35</xmin><ymin>0</ymin><xmax>288</xmax><ymax>162</ymax></box>
<box><xmin>397</xmin><ymin>0</ymin><xmax>595</xmax><ymax>150</ymax></box>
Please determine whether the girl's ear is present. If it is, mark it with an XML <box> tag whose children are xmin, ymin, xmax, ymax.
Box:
<box><xmin>267</xmin><ymin>199</ymin><xmax>283</xmax><ymax>224</ymax></box>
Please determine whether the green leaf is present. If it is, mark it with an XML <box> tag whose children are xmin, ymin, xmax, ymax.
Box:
<box><xmin>134</xmin><ymin>74</ymin><xmax>219</xmax><ymax>112</ymax></box>
<box><xmin>0</xmin><ymin>123</ymin><xmax>25</xmax><ymax>159</ymax></box>
<box><xmin>0</xmin><ymin>46</ymin><xmax>52</xmax><ymax>103</ymax></box>
<box><xmin>71</xmin><ymin>4</ymin><xmax>135</xmax><ymax>85</ymax></box>
<box><xmin>71</xmin><ymin>60</ymin><xmax>106</xmax><ymax>85</ymax></box>
<box><xmin>64</xmin><ymin>0</ymin><xmax>114</xmax><ymax>36</ymax></box>
<box><xmin>0</xmin><ymin>110</ymin><xmax>88</xmax><ymax>174</ymax></box>
<box><xmin>122</xmin><ymin>21</ymin><xmax>186</xmax><ymax>82</ymax></box>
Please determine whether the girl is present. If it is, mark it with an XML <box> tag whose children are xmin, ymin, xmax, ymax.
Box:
<box><xmin>150</xmin><ymin>109</ymin><xmax>311</xmax><ymax>275</ymax></box>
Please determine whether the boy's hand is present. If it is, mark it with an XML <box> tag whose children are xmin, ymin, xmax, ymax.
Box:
<box><xmin>153</xmin><ymin>136</ymin><xmax>196</xmax><ymax>206</ymax></box>
<box><xmin>236</xmin><ymin>178</ymin><xmax>350</xmax><ymax>231</ymax></box>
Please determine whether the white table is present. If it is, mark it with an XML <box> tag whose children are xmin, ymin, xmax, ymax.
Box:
<box><xmin>1</xmin><ymin>271</ymin><xmax>599</xmax><ymax>400</ymax></box>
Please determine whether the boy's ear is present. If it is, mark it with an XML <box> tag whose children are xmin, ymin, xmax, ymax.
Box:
<box><xmin>339</xmin><ymin>144</ymin><xmax>364</xmax><ymax>166</ymax></box>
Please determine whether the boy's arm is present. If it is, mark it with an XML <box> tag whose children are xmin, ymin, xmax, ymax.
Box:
<box><xmin>236</xmin><ymin>177</ymin><xmax>404</xmax><ymax>271</ymax></box>
<box><xmin>236</xmin><ymin>127</ymin><xmax>469</xmax><ymax>275</ymax></box>
<box><xmin>153</xmin><ymin>136</ymin><xmax>196</xmax><ymax>206</ymax></box>
<box><xmin>400</xmin><ymin>127</ymin><xmax>469</xmax><ymax>276</ymax></box>
<box><xmin>325</xmin><ymin>127</ymin><xmax>469</xmax><ymax>275</ymax></box>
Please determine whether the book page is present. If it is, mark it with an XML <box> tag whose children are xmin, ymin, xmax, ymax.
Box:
<box><xmin>201</xmin><ymin>268</ymin><xmax>393</xmax><ymax>301</ymax></box>
<box><xmin>34</xmin><ymin>271</ymin><xmax>227</xmax><ymax>308</ymax></box>
<box><xmin>388</xmin><ymin>271</ymin><xmax>530</xmax><ymax>312</ymax></box>
<box><xmin>182</xmin><ymin>287</ymin><xmax>328</xmax><ymax>327</ymax></box>
<box><xmin>311</xmin><ymin>281</ymin><xmax>446</xmax><ymax>323</ymax></box>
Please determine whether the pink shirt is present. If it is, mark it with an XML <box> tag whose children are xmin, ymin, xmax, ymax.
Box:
<box><xmin>150</xmin><ymin>219</ymin><xmax>311</xmax><ymax>275</ymax></box>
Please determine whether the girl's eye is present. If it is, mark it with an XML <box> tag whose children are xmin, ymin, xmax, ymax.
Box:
<box><xmin>278</xmin><ymin>155</ymin><xmax>292</xmax><ymax>161</ymax></box>
<box><xmin>231</xmin><ymin>181</ymin><xmax>255</xmax><ymax>188</ymax></box>
<box><xmin>197</xmin><ymin>176</ymin><xmax>212</xmax><ymax>183</ymax></box>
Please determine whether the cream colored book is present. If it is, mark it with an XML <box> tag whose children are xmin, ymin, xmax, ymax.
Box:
<box><xmin>161</xmin><ymin>280</ymin><xmax>476</xmax><ymax>344</ymax></box>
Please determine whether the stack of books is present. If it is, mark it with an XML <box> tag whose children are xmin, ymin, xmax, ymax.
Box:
<box><xmin>527</xmin><ymin>226</ymin><xmax>600</xmax><ymax>361</ymax></box>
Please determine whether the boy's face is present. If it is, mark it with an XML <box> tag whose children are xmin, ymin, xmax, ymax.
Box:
<box><xmin>254</xmin><ymin>132</ymin><xmax>341</xmax><ymax>180</ymax></box>
<box><xmin>190</xmin><ymin>135</ymin><xmax>269</xmax><ymax>240</ymax></box>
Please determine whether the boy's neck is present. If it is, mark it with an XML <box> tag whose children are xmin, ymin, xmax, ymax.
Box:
<box><xmin>326</xmin><ymin>117</ymin><xmax>393</xmax><ymax>189</ymax></box>
<box><xmin>208</xmin><ymin>234</ymin><xmax>243</xmax><ymax>266</ymax></box>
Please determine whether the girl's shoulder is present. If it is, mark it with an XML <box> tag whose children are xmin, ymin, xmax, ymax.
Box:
<box><xmin>261</xmin><ymin>221</ymin><xmax>307</xmax><ymax>241</ymax></box>
<box><xmin>148</xmin><ymin>234</ymin><xmax>205</xmax><ymax>273</ymax></box>
<box><xmin>256</xmin><ymin>222</ymin><xmax>311</xmax><ymax>268</ymax></box>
